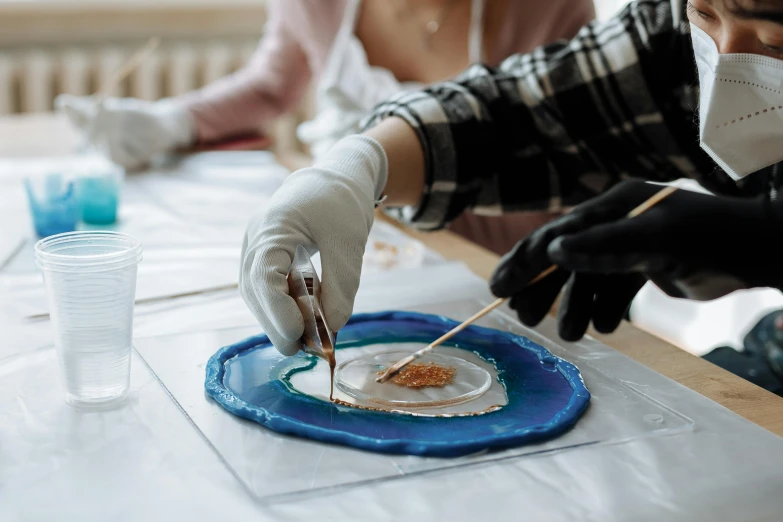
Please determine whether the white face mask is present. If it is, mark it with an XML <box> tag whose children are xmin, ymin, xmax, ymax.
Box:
<box><xmin>691</xmin><ymin>23</ymin><xmax>783</xmax><ymax>180</ymax></box>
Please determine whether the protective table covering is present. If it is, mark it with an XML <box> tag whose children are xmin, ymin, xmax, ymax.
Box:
<box><xmin>4</xmin><ymin>274</ymin><xmax>783</xmax><ymax>520</ymax></box>
<box><xmin>2</xmin><ymin>154</ymin><xmax>783</xmax><ymax>520</ymax></box>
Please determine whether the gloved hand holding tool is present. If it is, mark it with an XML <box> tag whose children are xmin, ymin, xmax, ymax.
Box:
<box><xmin>239</xmin><ymin>135</ymin><xmax>387</xmax><ymax>356</ymax></box>
<box><xmin>490</xmin><ymin>180</ymin><xmax>783</xmax><ymax>342</ymax></box>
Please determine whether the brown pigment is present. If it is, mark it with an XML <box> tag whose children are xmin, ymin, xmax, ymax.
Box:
<box><xmin>314</xmin><ymin>313</ymin><xmax>336</xmax><ymax>400</ymax></box>
<box><xmin>373</xmin><ymin>241</ymin><xmax>399</xmax><ymax>255</ymax></box>
<box><xmin>329</xmin><ymin>361</ymin><xmax>504</xmax><ymax>417</ymax></box>
<box><xmin>378</xmin><ymin>362</ymin><xmax>457</xmax><ymax>388</ymax></box>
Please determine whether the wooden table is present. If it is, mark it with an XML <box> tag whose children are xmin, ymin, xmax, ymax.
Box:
<box><xmin>3</xmin><ymin>112</ymin><xmax>782</xmax><ymax>437</ymax></box>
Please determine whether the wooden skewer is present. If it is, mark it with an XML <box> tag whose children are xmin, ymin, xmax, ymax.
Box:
<box><xmin>625</xmin><ymin>185</ymin><xmax>679</xmax><ymax>218</ymax></box>
<box><xmin>527</xmin><ymin>264</ymin><xmax>558</xmax><ymax>286</ymax></box>
<box><xmin>376</xmin><ymin>297</ymin><xmax>507</xmax><ymax>382</ymax></box>
<box><xmin>97</xmin><ymin>37</ymin><xmax>160</xmax><ymax>99</ymax></box>
<box><xmin>376</xmin><ymin>185</ymin><xmax>679</xmax><ymax>383</ymax></box>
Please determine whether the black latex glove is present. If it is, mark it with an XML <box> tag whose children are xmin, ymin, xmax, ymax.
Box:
<box><xmin>490</xmin><ymin>180</ymin><xmax>783</xmax><ymax>342</ymax></box>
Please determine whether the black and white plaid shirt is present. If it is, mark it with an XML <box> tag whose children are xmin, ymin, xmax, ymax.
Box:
<box><xmin>364</xmin><ymin>0</ymin><xmax>763</xmax><ymax>231</ymax></box>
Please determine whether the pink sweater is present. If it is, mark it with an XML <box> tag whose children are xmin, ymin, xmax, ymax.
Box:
<box><xmin>181</xmin><ymin>0</ymin><xmax>596</xmax><ymax>143</ymax></box>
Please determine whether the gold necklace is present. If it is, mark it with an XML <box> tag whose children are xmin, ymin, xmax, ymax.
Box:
<box><xmin>395</xmin><ymin>0</ymin><xmax>462</xmax><ymax>51</ymax></box>
<box><xmin>422</xmin><ymin>0</ymin><xmax>461</xmax><ymax>50</ymax></box>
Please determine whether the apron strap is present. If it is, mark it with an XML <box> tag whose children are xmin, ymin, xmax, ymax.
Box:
<box><xmin>320</xmin><ymin>0</ymin><xmax>363</xmax><ymax>89</ymax></box>
<box><xmin>468</xmin><ymin>0</ymin><xmax>485</xmax><ymax>64</ymax></box>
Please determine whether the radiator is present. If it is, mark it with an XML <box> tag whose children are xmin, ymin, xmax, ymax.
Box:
<box><xmin>0</xmin><ymin>38</ymin><xmax>259</xmax><ymax>115</ymax></box>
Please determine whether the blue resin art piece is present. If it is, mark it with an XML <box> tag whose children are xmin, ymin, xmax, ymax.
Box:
<box><xmin>205</xmin><ymin>311</ymin><xmax>590</xmax><ymax>457</ymax></box>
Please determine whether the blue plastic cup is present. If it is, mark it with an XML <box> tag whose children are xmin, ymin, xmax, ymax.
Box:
<box><xmin>24</xmin><ymin>174</ymin><xmax>79</xmax><ymax>238</ymax></box>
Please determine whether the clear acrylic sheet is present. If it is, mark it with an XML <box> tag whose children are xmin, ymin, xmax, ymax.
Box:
<box><xmin>0</xmin><ymin>153</ymin><xmax>434</xmax><ymax>319</ymax></box>
<box><xmin>1</xmin><ymin>248</ymin><xmax>241</xmax><ymax>318</ymax></box>
<box><xmin>134</xmin><ymin>297</ymin><xmax>694</xmax><ymax>502</ymax></box>
<box><xmin>0</xmin><ymin>344</ymin><xmax>265</xmax><ymax>522</ymax></box>
<box><xmin>2</xmin><ymin>220</ymin><xmax>431</xmax><ymax>319</ymax></box>
<box><xmin>0</xmin><ymin>153</ymin><xmax>281</xmax><ymax>319</ymax></box>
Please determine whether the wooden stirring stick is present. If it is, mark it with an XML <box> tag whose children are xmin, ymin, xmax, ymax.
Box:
<box><xmin>97</xmin><ymin>37</ymin><xmax>160</xmax><ymax>99</ymax></box>
<box><xmin>375</xmin><ymin>297</ymin><xmax>507</xmax><ymax>384</ymax></box>
<box><xmin>376</xmin><ymin>185</ymin><xmax>679</xmax><ymax>383</ymax></box>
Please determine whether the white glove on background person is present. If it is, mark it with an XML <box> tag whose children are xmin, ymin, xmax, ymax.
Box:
<box><xmin>240</xmin><ymin>135</ymin><xmax>388</xmax><ymax>355</ymax></box>
<box><xmin>55</xmin><ymin>95</ymin><xmax>196</xmax><ymax>170</ymax></box>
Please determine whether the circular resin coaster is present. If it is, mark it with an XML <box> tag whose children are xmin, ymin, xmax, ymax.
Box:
<box><xmin>205</xmin><ymin>311</ymin><xmax>590</xmax><ymax>457</ymax></box>
<box><xmin>335</xmin><ymin>351</ymin><xmax>491</xmax><ymax>408</ymax></box>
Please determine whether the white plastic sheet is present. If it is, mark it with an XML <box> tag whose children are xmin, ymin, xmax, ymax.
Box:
<box><xmin>2</xmin><ymin>154</ymin><xmax>783</xmax><ymax>521</ymax></box>
<box><xmin>3</xmin><ymin>267</ymin><xmax>783</xmax><ymax>520</ymax></box>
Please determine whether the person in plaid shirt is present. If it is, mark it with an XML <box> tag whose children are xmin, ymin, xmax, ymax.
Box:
<box><xmin>241</xmin><ymin>0</ymin><xmax>783</xmax><ymax>359</ymax></box>
<box><xmin>364</xmin><ymin>0</ymin><xmax>716</xmax><ymax>229</ymax></box>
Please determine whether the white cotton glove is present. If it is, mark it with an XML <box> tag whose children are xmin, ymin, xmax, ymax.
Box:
<box><xmin>240</xmin><ymin>135</ymin><xmax>388</xmax><ymax>355</ymax></box>
<box><xmin>55</xmin><ymin>94</ymin><xmax>196</xmax><ymax>170</ymax></box>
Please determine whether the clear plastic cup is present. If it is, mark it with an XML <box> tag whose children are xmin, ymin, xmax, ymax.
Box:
<box><xmin>34</xmin><ymin>231</ymin><xmax>143</xmax><ymax>408</ymax></box>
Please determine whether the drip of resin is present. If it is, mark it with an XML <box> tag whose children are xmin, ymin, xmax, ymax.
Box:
<box><xmin>329</xmin><ymin>361</ymin><xmax>335</xmax><ymax>402</ymax></box>
<box><xmin>287</xmin><ymin>249</ymin><xmax>475</xmax><ymax>410</ymax></box>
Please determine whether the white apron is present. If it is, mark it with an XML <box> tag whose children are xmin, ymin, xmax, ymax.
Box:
<box><xmin>297</xmin><ymin>0</ymin><xmax>485</xmax><ymax>159</ymax></box>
